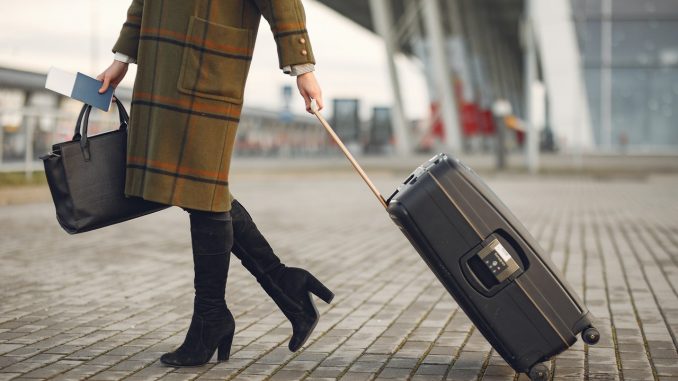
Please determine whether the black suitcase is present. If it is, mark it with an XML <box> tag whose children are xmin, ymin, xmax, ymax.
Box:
<box><xmin>310</xmin><ymin>104</ymin><xmax>600</xmax><ymax>381</ymax></box>
<box><xmin>386</xmin><ymin>153</ymin><xmax>599</xmax><ymax>380</ymax></box>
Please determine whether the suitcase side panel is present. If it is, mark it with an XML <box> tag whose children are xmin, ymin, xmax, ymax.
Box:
<box><xmin>427</xmin><ymin>158</ymin><xmax>589</xmax><ymax>329</ymax></box>
<box><xmin>387</xmin><ymin>154</ymin><xmax>593</xmax><ymax>371</ymax></box>
<box><xmin>389</xmin><ymin>180</ymin><xmax>569</xmax><ymax>371</ymax></box>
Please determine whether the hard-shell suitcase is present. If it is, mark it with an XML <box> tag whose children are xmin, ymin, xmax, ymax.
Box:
<box><xmin>310</xmin><ymin>102</ymin><xmax>600</xmax><ymax>381</ymax></box>
<box><xmin>386</xmin><ymin>153</ymin><xmax>599</xmax><ymax>380</ymax></box>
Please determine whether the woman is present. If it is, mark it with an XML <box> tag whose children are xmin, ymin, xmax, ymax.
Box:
<box><xmin>97</xmin><ymin>0</ymin><xmax>334</xmax><ymax>367</ymax></box>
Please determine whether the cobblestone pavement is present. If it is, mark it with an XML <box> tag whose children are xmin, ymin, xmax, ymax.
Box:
<box><xmin>1</xmin><ymin>172</ymin><xmax>677</xmax><ymax>381</ymax></box>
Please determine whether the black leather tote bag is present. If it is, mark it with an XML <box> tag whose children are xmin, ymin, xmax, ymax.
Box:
<box><xmin>40</xmin><ymin>99</ymin><xmax>170</xmax><ymax>234</ymax></box>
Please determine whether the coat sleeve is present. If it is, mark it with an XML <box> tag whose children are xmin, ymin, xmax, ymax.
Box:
<box><xmin>112</xmin><ymin>0</ymin><xmax>144</xmax><ymax>60</ymax></box>
<box><xmin>251</xmin><ymin>0</ymin><xmax>316</xmax><ymax>69</ymax></box>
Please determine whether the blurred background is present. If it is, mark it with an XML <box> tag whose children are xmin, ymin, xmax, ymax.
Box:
<box><xmin>1</xmin><ymin>0</ymin><xmax>677</xmax><ymax>180</ymax></box>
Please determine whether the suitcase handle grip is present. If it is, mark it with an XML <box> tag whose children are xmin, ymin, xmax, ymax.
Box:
<box><xmin>311</xmin><ymin>100</ymin><xmax>388</xmax><ymax>209</ymax></box>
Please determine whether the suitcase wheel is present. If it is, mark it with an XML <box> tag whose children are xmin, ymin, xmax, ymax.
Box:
<box><xmin>528</xmin><ymin>363</ymin><xmax>549</xmax><ymax>381</ymax></box>
<box><xmin>582</xmin><ymin>327</ymin><xmax>601</xmax><ymax>345</ymax></box>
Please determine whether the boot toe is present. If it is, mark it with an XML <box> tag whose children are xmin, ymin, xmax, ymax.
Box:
<box><xmin>288</xmin><ymin>332</ymin><xmax>308</xmax><ymax>352</ymax></box>
<box><xmin>160</xmin><ymin>351</ymin><xmax>204</xmax><ymax>367</ymax></box>
<box><xmin>288</xmin><ymin>312</ymin><xmax>319</xmax><ymax>352</ymax></box>
<box><xmin>160</xmin><ymin>352</ymin><xmax>183</xmax><ymax>367</ymax></box>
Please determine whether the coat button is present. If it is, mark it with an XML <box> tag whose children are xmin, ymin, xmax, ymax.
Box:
<box><xmin>301</xmin><ymin>49</ymin><xmax>308</xmax><ymax>56</ymax></box>
<box><xmin>299</xmin><ymin>37</ymin><xmax>306</xmax><ymax>44</ymax></box>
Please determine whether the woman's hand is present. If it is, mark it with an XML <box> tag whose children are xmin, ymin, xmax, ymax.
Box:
<box><xmin>297</xmin><ymin>72</ymin><xmax>323</xmax><ymax>114</ymax></box>
<box><xmin>97</xmin><ymin>60</ymin><xmax>129</xmax><ymax>94</ymax></box>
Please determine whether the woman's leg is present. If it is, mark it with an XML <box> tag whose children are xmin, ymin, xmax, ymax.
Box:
<box><xmin>230</xmin><ymin>198</ymin><xmax>335</xmax><ymax>352</ymax></box>
<box><xmin>159</xmin><ymin>208</ymin><xmax>236</xmax><ymax>367</ymax></box>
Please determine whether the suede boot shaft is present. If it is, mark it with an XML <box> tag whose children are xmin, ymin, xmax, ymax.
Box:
<box><xmin>160</xmin><ymin>208</ymin><xmax>236</xmax><ymax>367</ymax></box>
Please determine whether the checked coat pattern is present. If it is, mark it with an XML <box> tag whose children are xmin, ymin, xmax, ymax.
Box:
<box><xmin>113</xmin><ymin>0</ymin><xmax>315</xmax><ymax>212</ymax></box>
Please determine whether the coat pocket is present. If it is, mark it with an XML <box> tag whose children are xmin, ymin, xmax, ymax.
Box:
<box><xmin>177</xmin><ymin>16</ymin><xmax>253</xmax><ymax>104</ymax></box>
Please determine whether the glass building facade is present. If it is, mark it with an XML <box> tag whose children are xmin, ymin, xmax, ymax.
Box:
<box><xmin>572</xmin><ymin>0</ymin><xmax>678</xmax><ymax>151</ymax></box>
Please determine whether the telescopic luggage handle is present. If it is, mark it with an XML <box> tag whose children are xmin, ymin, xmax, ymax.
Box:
<box><xmin>311</xmin><ymin>100</ymin><xmax>388</xmax><ymax>209</ymax></box>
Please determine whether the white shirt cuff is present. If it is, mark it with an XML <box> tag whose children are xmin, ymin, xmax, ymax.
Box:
<box><xmin>114</xmin><ymin>51</ymin><xmax>135</xmax><ymax>64</ymax></box>
<box><xmin>283</xmin><ymin>63</ymin><xmax>315</xmax><ymax>76</ymax></box>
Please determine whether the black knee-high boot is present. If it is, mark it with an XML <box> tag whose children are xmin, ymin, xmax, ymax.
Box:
<box><xmin>230</xmin><ymin>199</ymin><xmax>334</xmax><ymax>352</ymax></box>
<box><xmin>160</xmin><ymin>208</ymin><xmax>236</xmax><ymax>367</ymax></box>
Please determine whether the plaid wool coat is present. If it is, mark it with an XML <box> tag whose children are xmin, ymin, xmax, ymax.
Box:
<box><xmin>113</xmin><ymin>0</ymin><xmax>315</xmax><ymax>212</ymax></box>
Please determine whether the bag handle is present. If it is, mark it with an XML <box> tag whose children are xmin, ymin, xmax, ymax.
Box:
<box><xmin>73</xmin><ymin>97</ymin><xmax>129</xmax><ymax>161</ymax></box>
<box><xmin>310</xmin><ymin>100</ymin><xmax>388</xmax><ymax>209</ymax></box>
<box><xmin>72</xmin><ymin>97</ymin><xmax>129</xmax><ymax>141</ymax></box>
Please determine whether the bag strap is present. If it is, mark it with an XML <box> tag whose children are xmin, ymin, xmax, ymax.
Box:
<box><xmin>72</xmin><ymin>105</ymin><xmax>90</xmax><ymax>141</ymax></box>
<box><xmin>74</xmin><ymin>97</ymin><xmax>130</xmax><ymax>162</ymax></box>
<box><xmin>116</xmin><ymin>97</ymin><xmax>130</xmax><ymax>124</ymax></box>
<box><xmin>72</xmin><ymin>97</ymin><xmax>129</xmax><ymax>141</ymax></box>
<box><xmin>310</xmin><ymin>100</ymin><xmax>388</xmax><ymax>209</ymax></box>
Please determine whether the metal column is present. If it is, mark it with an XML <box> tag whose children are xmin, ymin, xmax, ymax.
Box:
<box><xmin>523</xmin><ymin>0</ymin><xmax>539</xmax><ymax>173</ymax></box>
<box><xmin>422</xmin><ymin>0</ymin><xmax>462</xmax><ymax>153</ymax></box>
<box><xmin>447</xmin><ymin>0</ymin><xmax>474</xmax><ymax>115</ymax></box>
<box><xmin>22</xmin><ymin>91</ymin><xmax>34</xmax><ymax>180</ymax></box>
<box><xmin>460</xmin><ymin>0</ymin><xmax>491</xmax><ymax>110</ymax></box>
<box><xmin>369</xmin><ymin>0</ymin><xmax>411</xmax><ymax>155</ymax></box>
<box><xmin>600</xmin><ymin>0</ymin><xmax>612</xmax><ymax>149</ymax></box>
<box><xmin>0</xmin><ymin>112</ymin><xmax>4</xmax><ymax>169</ymax></box>
<box><xmin>469</xmin><ymin>0</ymin><xmax>509</xmax><ymax>167</ymax></box>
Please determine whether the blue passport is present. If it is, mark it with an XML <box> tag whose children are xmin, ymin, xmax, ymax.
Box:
<box><xmin>45</xmin><ymin>67</ymin><xmax>115</xmax><ymax>111</ymax></box>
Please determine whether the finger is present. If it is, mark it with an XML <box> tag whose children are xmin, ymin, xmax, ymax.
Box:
<box><xmin>304</xmin><ymin>95</ymin><xmax>312</xmax><ymax>113</ymax></box>
<box><xmin>307</xmin><ymin>89</ymin><xmax>323</xmax><ymax>111</ymax></box>
<box><xmin>300</xmin><ymin>90</ymin><xmax>312</xmax><ymax>113</ymax></box>
<box><xmin>99</xmin><ymin>76</ymin><xmax>110</xmax><ymax>94</ymax></box>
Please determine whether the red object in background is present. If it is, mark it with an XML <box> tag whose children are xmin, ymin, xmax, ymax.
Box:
<box><xmin>454</xmin><ymin>79</ymin><xmax>478</xmax><ymax>137</ymax></box>
<box><xmin>431</xmin><ymin>101</ymin><xmax>496</xmax><ymax>138</ymax></box>
<box><xmin>430</xmin><ymin>102</ymin><xmax>445</xmax><ymax>140</ymax></box>
<box><xmin>516</xmin><ymin>130</ymin><xmax>525</xmax><ymax>145</ymax></box>
<box><xmin>460</xmin><ymin>103</ymin><xmax>480</xmax><ymax>136</ymax></box>
<box><xmin>480</xmin><ymin>110</ymin><xmax>495</xmax><ymax>135</ymax></box>
<box><xmin>428</xmin><ymin>76</ymin><xmax>504</xmax><ymax>144</ymax></box>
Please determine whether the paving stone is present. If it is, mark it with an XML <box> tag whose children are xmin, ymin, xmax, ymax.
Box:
<box><xmin>49</xmin><ymin>364</ymin><xmax>110</xmax><ymax>380</ymax></box>
<box><xmin>0</xmin><ymin>374</ymin><xmax>22</xmax><ymax>381</ymax></box>
<box><xmin>0</xmin><ymin>345</ymin><xmax>23</xmax><ymax>355</ymax></box>
<box><xmin>415</xmin><ymin>363</ymin><xmax>448</xmax><ymax>376</ymax></box>
<box><xmin>83</xmin><ymin>354</ymin><xmax>127</xmax><ymax>367</ymax></box>
<box><xmin>155</xmin><ymin>372</ymin><xmax>204</xmax><ymax>381</ymax></box>
<box><xmin>308</xmin><ymin>367</ymin><xmax>344</xmax><ymax>378</ymax></box>
<box><xmin>268</xmin><ymin>369</ymin><xmax>309</xmax><ymax>380</ymax></box>
<box><xmin>121</xmin><ymin>364</ymin><xmax>172</xmax><ymax>380</ymax></box>
<box><xmin>445</xmin><ymin>368</ymin><xmax>479</xmax><ymax>380</ymax></box>
<box><xmin>423</xmin><ymin>353</ymin><xmax>454</xmax><ymax>365</ymax></box>
<box><xmin>377</xmin><ymin>366</ymin><xmax>412</xmax><ymax>379</ymax></box>
<box><xmin>19</xmin><ymin>360</ymin><xmax>82</xmax><ymax>378</ymax></box>
<box><xmin>339</xmin><ymin>372</ymin><xmax>375</xmax><ymax>381</ymax></box>
<box><xmin>241</xmin><ymin>363</ymin><xmax>279</xmax><ymax>375</ymax></box>
<box><xmin>482</xmin><ymin>365</ymin><xmax>515</xmax><ymax>377</ymax></box>
<box><xmin>348</xmin><ymin>361</ymin><xmax>383</xmax><ymax>373</ymax></box>
<box><xmin>283</xmin><ymin>360</ymin><xmax>320</xmax><ymax>371</ymax></box>
<box><xmin>0</xmin><ymin>359</ymin><xmax>45</xmax><ymax>374</ymax></box>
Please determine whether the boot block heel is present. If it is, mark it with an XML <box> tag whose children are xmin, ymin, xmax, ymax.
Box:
<box><xmin>307</xmin><ymin>274</ymin><xmax>334</xmax><ymax>304</ymax></box>
<box><xmin>217</xmin><ymin>333</ymin><xmax>233</xmax><ymax>361</ymax></box>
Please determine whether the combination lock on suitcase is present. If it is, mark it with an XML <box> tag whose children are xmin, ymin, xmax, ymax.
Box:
<box><xmin>310</xmin><ymin>102</ymin><xmax>600</xmax><ymax>381</ymax></box>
